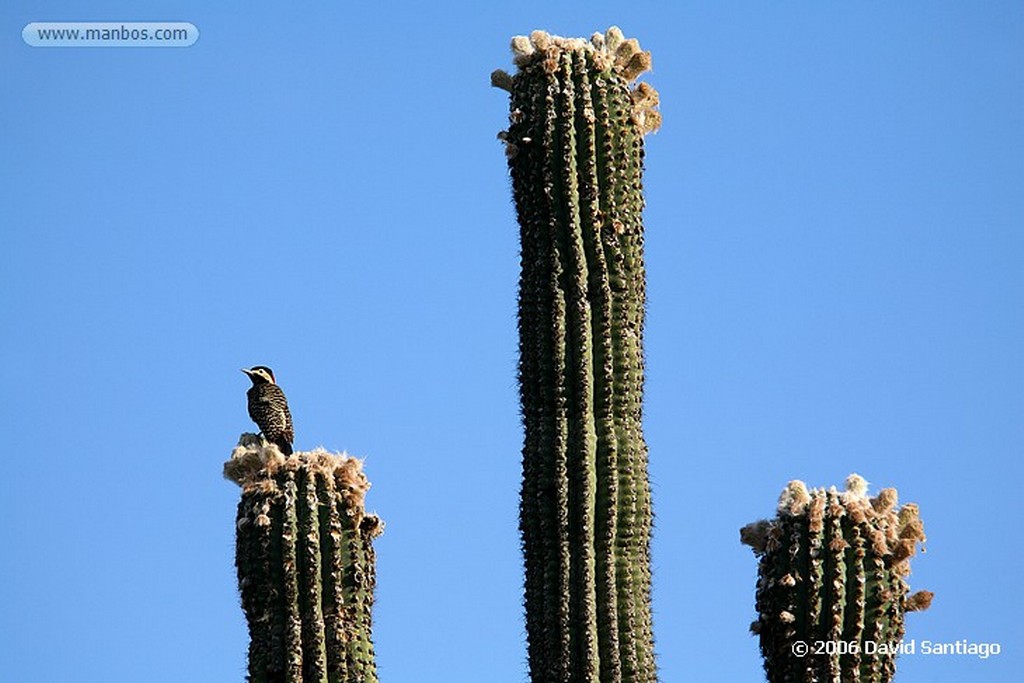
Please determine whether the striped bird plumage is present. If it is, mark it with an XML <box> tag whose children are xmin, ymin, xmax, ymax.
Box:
<box><xmin>242</xmin><ymin>365</ymin><xmax>294</xmax><ymax>455</ymax></box>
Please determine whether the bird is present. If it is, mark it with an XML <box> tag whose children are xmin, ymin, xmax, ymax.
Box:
<box><xmin>241</xmin><ymin>366</ymin><xmax>294</xmax><ymax>455</ymax></box>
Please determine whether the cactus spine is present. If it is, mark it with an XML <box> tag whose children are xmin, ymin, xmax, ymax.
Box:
<box><xmin>226</xmin><ymin>435</ymin><xmax>382</xmax><ymax>683</ymax></box>
<box><xmin>495</xmin><ymin>27</ymin><xmax>661</xmax><ymax>683</ymax></box>
<box><xmin>741</xmin><ymin>474</ymin><xmax>932</xmax><ymax>683</ymax></box>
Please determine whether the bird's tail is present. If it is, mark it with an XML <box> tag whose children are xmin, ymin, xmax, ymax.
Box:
<box><xmin>275</xmin><ymin>439</ymin><xmax>294</xmax><ymax>456</ymax></box>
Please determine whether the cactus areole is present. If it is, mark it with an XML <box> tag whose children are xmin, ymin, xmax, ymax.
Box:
<box><xmin>495</xmin><ymin>27</ymin><xmax>661</xmax><ymax>683</ymax></box>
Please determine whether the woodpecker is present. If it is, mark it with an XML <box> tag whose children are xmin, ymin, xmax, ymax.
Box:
<box><xmin>241</xmin><ymin>366</ymin><xmax>294</xmax><ymax>455</ymax></box>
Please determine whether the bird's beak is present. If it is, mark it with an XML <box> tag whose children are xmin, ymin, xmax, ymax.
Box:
<box><xmin>241</xmin><ymin>368</ymin><xmax>252</xmax><ymax>375</ymax></box>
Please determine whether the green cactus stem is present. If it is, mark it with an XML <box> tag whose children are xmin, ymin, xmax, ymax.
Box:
<box><xmin>495</xmin><ymin>27</ymin><xmax>661</xmax><ymax>683</ymax></box>
<box><xmin>225</xmin><ymin>434</ymin><xmax>383</xmax><ymax>683</ymax></box>
<box><xmin>741</xmin><ymin>474</ymin><xmax>932</xmax><ymax>683</ymax></box>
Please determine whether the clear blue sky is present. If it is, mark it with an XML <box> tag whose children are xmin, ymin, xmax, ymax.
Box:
<box><xmin>2</xmin><ymin>2</ymin><xmax>1021</xmax><ymax>681</ymax></box>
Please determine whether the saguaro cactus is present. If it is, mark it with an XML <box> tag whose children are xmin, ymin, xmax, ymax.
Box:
<box><xmin>741</xmin><ymin>474</ymin><xmax>932</xmax><ymax>683</ymax></box>
<box><xmin>225</xmin><ymin>435</ymin><xmax>383</xmax><ymax>683</ymax></box>
<box><xmin>494</xmin><ymin>27</ymin><xmax>661</xmax><ymax>683</ymax></box>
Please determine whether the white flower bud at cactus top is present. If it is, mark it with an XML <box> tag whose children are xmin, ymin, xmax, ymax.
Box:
<box><xmin>511</xmin><ymin>35</ymin><xmax>534</xmax><ymax>62</ymax></box>
<box><xmin>845</xmin><ymin>472</ymin><xmax>869</xmax><ymax>497</ymax></box>
<box><xmin>605</xmin><ymin>26</ymin><xmax>625</xmax><ymax>52</ymax></box>
<box><xmin>778</xmin><ymin>479</ymin><xmax>811</xmax><ymax>515</ymax></box>
<box><xmin>529</xmin><ymin>30</ymin><xmax>551</xmax><ymax>50</ymax></box>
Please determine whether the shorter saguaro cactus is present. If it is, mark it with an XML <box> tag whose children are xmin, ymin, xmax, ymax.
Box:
<box><xmin>741</xmin><ymin>474</ymin><xmax>932</xmax><ymax>683</ymax></box>
<box><xmin>225</xmin><ymin>435</ymin><xmax>383</xmax><ymax>683</ymax></box>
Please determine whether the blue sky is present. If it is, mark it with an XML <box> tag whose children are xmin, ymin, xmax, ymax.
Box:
<box><xmin>2</xmin><ymin>2</ymin><xmax>1021</xmax><ymax>681</ymax></box>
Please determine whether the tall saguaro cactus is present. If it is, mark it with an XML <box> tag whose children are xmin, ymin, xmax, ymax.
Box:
<box><xmin>741</xmin><ymin>474</ymin><xmax>932</xmax><ymax>683</ymax></box>
<box><xmin>225</xmin><ymin>435</ymin><xmax>383</xmax><ymax>683</ymax></box>
<box><xmin>494</xmin><ymin>27</ymin><xmax>661</xmax><ymax>683</ymax></box>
